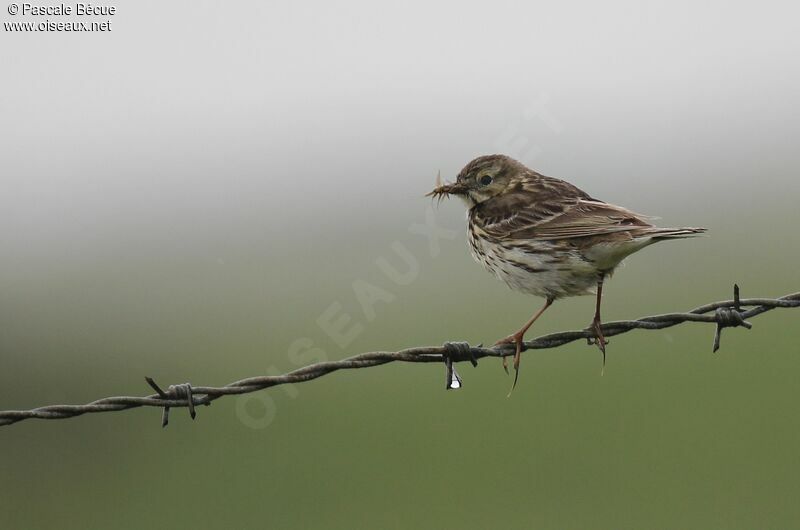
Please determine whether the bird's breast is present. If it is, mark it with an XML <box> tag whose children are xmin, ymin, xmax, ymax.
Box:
<box><xmin>467</xmin><ymin>222</ymin><xmax>600</xmax><ymax>298</ymax></box>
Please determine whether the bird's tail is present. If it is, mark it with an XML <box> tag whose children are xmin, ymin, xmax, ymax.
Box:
<box><xmin>647</xmin><ymin>227</ymin><xmax>707</xmax><ymax>240</ymax></box>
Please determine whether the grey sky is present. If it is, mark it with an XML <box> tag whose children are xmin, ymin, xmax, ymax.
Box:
<box><xmin>2</xmin><ymin>0</ymin><xmax>799</xmax><ymax>261</ymax></box>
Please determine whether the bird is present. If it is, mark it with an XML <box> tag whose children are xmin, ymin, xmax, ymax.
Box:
<box><xmin>427</xmin><ymin>154</ymin><xmax>705</xmax><ymax>392</ymax></box>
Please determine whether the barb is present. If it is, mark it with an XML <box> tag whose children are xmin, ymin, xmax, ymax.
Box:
<box><xmin>1</xmin><ymin>285</ymin><xmax>798</xmax><ymax>428</ymax></box>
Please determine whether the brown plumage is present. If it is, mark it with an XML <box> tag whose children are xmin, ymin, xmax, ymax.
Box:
<box><xmin>428</xmin><ymin>154</ymin><xmax>706</xmax><ymax>392</ymax></box>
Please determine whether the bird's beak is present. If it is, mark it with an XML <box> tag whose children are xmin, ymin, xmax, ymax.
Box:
<box><xmin>426</xmin><ymin>181</ymin><xmax>468</xmax><ymax>200</ymax></box>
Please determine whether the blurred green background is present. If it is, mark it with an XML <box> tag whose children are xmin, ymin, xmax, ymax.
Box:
<box><xmin>2</xmin><ymin>1</ymin><xmax>800</xmax><ymax>529</ymax></box>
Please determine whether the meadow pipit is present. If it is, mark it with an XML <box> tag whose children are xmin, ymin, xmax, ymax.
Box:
<box><xmin>428</xmin><ymin>154</ymin><xmax>705</xmax><ymax>391</ymax></box>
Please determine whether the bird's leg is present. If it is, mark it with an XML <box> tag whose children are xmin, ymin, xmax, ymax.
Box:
<box><xmin>495</xmin><ymin>297</ymin><xmax>553</xmax><ymax>393</ymax></box>
<box><xmin>587</xmin><ymin>274</ymin><xmax>607</xmax><ymax>369</ymax></box>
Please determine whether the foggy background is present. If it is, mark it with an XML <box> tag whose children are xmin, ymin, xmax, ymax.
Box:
<box><xmin>2</xmin><ymin>1</ymin><xmax>799</xmax><ymax>528</ymax></box>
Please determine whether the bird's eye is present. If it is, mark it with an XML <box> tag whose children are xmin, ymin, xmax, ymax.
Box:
<box><xmin>479</xmin><ymin>175</ymin><xmax>493</xmax><ymax>186</ymax></box>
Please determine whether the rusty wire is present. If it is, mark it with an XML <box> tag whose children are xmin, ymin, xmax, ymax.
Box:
<box><xmin>1</xmin><ymin>285</ymin><xmax>798</xmax><ymax>428</ymax></box>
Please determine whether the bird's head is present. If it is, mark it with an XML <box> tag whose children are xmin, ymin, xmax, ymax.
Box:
<box><xmin>427</xmin><ymin>154</ymin><xmax>523</xmax><ymax>207</ymax></box>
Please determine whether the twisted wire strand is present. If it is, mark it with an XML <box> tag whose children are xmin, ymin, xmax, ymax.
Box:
<box><xmin>1</xmin><ymin>287</ymin><xmax>798</xmax><ymax>428</ymax></box>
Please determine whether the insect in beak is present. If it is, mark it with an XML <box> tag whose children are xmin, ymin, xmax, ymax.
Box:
<box><xmin>426</xmin><ymin>173</ymin><xmax>468</xmax><ymax>203</ymax></box>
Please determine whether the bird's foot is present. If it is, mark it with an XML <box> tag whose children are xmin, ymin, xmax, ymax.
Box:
<box><xmin>494</xmin><ymin>332</ymin><xmax>525</xmax><ymax>395</ymax></box>
<box><xmin>586</xmin><ymin>317</ymin><xmax>607</xmax><ymax>373</ymax></box>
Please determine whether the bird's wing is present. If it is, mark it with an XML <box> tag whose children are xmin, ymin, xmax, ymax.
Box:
<box><xmin>473</xmin><ymin>174</ymin><xmax>591</xmax><ymax>234</ymax></box>
<box><xmin>479</xmin><ymin>198</ymin><xmax>654</xmax><ymax>241</ymax></box>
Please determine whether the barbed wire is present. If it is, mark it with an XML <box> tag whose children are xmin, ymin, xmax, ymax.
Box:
<box><xmin>1</xmin><ymin>284</ymin><xmax>798</xmax><ymax>428</ymax></box>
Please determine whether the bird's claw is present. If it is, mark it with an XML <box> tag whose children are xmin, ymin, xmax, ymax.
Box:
<box><xmin>587</xmin><ymin>318</ymin><xmax>607</xmax><ymax>372</ymax></box>
<box><xmin>586</xmin><ymin>337</ymin><xmax>610</xmax><ymax>348</ymax></box>
<box><xmin>494</xmin><ymin>334</ymin><xmax>524</xmax><ymax>395</ymax></box>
